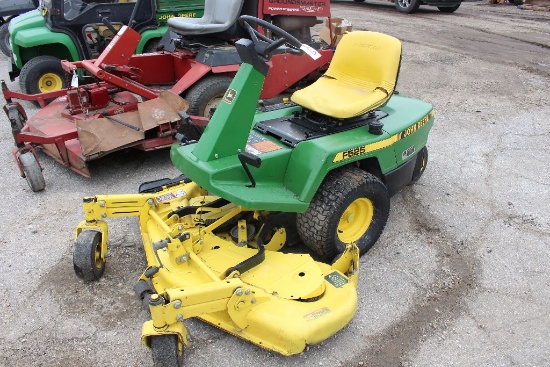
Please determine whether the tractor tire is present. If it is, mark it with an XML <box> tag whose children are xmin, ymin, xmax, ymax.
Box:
<box><xmin>0</xmin><ymin>23</ymin><xmax>11</xmax><ymax>57</ymax></box>
<box><xmin>19</xmin><ymin>55</ymin><xmax>67</xmax><ymax>99</ymax></box>
<box><xmin>395</xmin><ymin>0</ymin><xmax>421</xmax><ymax>13</ymax></box>
<box><xmin>143</xmin><ymin>37</ymin><xmax>162</xmax><ymax>53</ymax></box>
<box><xmin>19</xmin><ymin>152</ymin><xmax>45</xmax><ymax>192</ymax></box>
<box><xmin>151</xmin><ymin>334</ymin><xmax>184</xmax><ymax>367</ymax></box>
<box><xmin>438</xmin><ymin>4</ymin><xmax>461</xmax><ymax>12</ymax></box>
<box><xmin>73</xmin><ymin>230</ymin><xmax>106</xmax><ymax>281</ymax></box>
<box><xmin>297</xmin><ymin>166</ymin><xmax>390</xmax><ymax>260</ymax></box>
<box><xmin>409</xmin><ymin>146</ymin><xmax>428</xmax><ymax>184</ymax></box>
<box><xmin>185</xmin><ymin>75</ymin><xmax>233</xmax><ymax>118</ymax></box>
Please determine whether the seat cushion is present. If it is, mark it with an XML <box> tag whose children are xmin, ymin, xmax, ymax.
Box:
<box><xmin>291</xmin><ymin>76</ymin><xmax>389</xmax><ymax>119</ymax></box>
<box><xmin>291</xmin><ymin>31</ymin><xmax>402</xmax><ymax>119</ymax></box>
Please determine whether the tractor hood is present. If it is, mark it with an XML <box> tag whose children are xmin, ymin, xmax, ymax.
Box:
<box><xmin>8</xmin><ymin>8</ymin><xmax>43</xmax><ymax>32</ymax></box>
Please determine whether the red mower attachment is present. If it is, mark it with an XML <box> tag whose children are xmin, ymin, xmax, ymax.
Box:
<box><xmin>1</xmin><ymin>1</ymin><xmax>335</xmax><ymax>191</ymax></box>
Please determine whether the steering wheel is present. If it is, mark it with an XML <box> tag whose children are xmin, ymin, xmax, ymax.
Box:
<box><xmin>238</xmin><ymin>15</ymin><xmax>304</xmax><ymax>58</ymax></box>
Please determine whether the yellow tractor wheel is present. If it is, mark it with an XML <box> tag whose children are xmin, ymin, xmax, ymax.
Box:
<box><xmin>73</xmin><ymin>230</ymin><xmax>106</xmax><ymax>281</ymax></box>
<box><xmin>19</xmin><ymin>55</ymin><xmax>67</xmax><ymax>101</ymax></box>
<box><xmin>297</xmin><ymin>166</ymin><xmax>390</xmax><ymax>259</ymax></box>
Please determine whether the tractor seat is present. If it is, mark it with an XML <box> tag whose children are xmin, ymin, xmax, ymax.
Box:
<box><xmin>291</xmin><ymin>31</ymin><xmax>402</xmax><ymax>119</ymax></box>
<box><xmin>168</xmin><ymin>0</ymin><xmax>245</xmax><ymax>36</ymax></box>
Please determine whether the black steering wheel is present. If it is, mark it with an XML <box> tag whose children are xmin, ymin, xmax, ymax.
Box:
<box><xmin>238</xmin><ymin>15</ymin><xmax>304</xmax><ymax>58</ymax></box>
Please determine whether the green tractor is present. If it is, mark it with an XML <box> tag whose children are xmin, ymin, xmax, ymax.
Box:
<box><xmin>73</xmin><ymin>16</ymin><xmax>435</xmax><ymax>365</ymax></box>
<box><xmin>170</xmin><ymin>16</ymin><xmax>434</xmax><ymax>259</ymax></box>
<box><xmin>8</xmin><ymin>0</ymin><xmax>204</xmax><ymax>95</ymax></box>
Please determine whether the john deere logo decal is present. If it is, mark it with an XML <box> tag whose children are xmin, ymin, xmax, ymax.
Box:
<box><xmin>223</xmin><ymin>89</ymin><xmax>237</xmax><ymax>104</ymax></box>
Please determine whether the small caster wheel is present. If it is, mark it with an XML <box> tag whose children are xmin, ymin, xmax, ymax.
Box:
<box><xmin>19</xmin><ymin>152</ymin><xmax>45</xmax><ymax>192</ymax></box>
<box><xmin>151</xmin><ymin>334</ymin><xmax>184</xmax><ymax>367</ymax></box>
<box><xmin>73</xmin><ymin>230</ymin><xmax>105</xmax><ymax>281</ymax></box>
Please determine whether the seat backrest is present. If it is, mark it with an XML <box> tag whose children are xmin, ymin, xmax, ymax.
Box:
<box><xmin>203</xmin><ymin>0</ymin><xmax>243</xmax><ymax>25</ymax></box>
<box><xmin>326</xmin><ymin>31</ymin><xmax>402</xmax><ymax>96</ymax></box>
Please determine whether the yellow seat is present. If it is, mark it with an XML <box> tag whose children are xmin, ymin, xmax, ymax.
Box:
<box><xmin>291</xmin><ymin>31</ymin><xmax>402</xmax><ymax>119</ymax></box>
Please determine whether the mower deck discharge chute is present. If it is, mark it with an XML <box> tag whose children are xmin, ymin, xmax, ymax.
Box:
<box><xmin>74</xmin><ymin>15</ymin><xmax>434</xmax><ymax>367</ymax></box>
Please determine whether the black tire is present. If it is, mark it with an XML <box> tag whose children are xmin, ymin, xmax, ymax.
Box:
<box><xmin>409</xmin><ymin>146</ymin><xmax>428</xmax><ymax>184</ymax></box>
<box><xmin>185</xmin><ymin>75</ymin><xmax>232</xmax><ymax>118</ymax></box>
<box><xmin>395</xmin><ymin>0</ymin><xmax>421</xmax><ymax>13</ymax></box>
<box><xmin>143</xmin><ymin>37</ymin><xmax>162</xmax><ymax>53</ymax></box>
<box><xmin>19</xmin><ymin>55</ymin><xmax>67</xmax><ymax>98</ymax></box>
<box><xmin>73</xmin><ymin>230</ymin><xmax>106</xmax><ymax>281</ymax></box>
<box><xmin>0</xmin><ymin>23</ymin><xmax>11</xmax><ymax>57</ymax></box>
<box><xmin>297</xmin><ymin>166</ymin><xmax>390</xmax><ymax>260</ymax></box>
<box><xmin>354</xmin><ymin>0</ymin><xmax>366</xmax><ymax>2</ymax></box>
<box><xmin>19</xmin><ymin>152</ymin><xmax>46</xmax><ymax>192</ymax></box>
<box><xmin>438</xmin><ymin>4</ymin><xmax>460</xmax><ymax>12</ymax></box>
<box><xmin>151</xmin><ymin>334</ymin><xmax>184</xmax><ymax>367</ymax></box>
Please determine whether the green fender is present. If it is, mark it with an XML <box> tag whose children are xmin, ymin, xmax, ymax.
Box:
<box><xmin>135</xmin><ymin>26</ymin><xmax>169</xmax><ymax>54</ymax></box>
<box><xmin>12</xmin><ymin>26</ymin><xmax>79</xmax><ymax>68</ymax></box>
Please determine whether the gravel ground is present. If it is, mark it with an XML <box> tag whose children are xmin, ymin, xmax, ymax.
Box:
<box><xmin>0</xmin><ymin>1</ymin><xmax>549</xmax><ymax>366</ymax></box>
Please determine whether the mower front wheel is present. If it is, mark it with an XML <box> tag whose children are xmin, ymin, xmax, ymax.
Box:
<box><xmin>151</xmin><ymin>334</ymin><xmax>184</xmax><ymax>367</ymax></box>
<box><xmin>297</xmin><ymin>166</ymin><xmax>390</xmax><ymax>260</ymax></box>
<box><xmin>185</xmin><ymin>75</ymin><xmax>232</xmax><ymax>118</ymax></box>
<box><xmin>19</xmin><ymin>152</ymin><xmax>45</xmax><ymax>192</ymax></box>
<box><xmin>73</xmin><ymin>230</ymin><xmax>106</xmax><ymax>281</ymax></box>
<box><xmin>19</xmin><ymin>55</ymin><xmax>67</xmax><ymax>98</ymax></box>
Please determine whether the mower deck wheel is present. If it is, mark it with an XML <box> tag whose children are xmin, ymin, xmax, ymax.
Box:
<box><xmin>185</xmin><ymin>75</ymin><xmax>233</xmax><ymax>118</ymax></box>
<box><xmin>297</xmin><ymin>166</ymin><xmax>390</xmax><ymax>260</ymax></box>
<box><xmin>150</xmin><ymin>334</ymin><xmax>184</xmax><ymax>367</ymax></box>
<box><xmin>19</xmin><ymin>152</ymin><xmax>45</xmax><ymax>192</ymax></box>
<box><xmin>73</xmin><ymin>230</ymin><xmax>105</xmax><ymax>281</ymax></box>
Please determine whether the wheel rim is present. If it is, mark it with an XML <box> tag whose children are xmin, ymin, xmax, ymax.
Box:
<box><xmin>38</xmin><ymin>73</ymin><xmax>63</xmax><ymax>92</ymax></box>
<box><xmin>397</xmin><ymin>0</ymin><xmax>411</xmax><ymax>7</ymax></box>
<box><xmin>203</xmin><ymin>96</ymin><xmax>223</xmax><ymax>118</ymax></box>
<box><xmin>93</xmin><ymin>240</ymin><xmax>103</xmax><ymax>269</ymax></box>
<box><xmin>337</xmin><ymin>198</ymin><xmax>374</xmax><ymax>243</ymax></box>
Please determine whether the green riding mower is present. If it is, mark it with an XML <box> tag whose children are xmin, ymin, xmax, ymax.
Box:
<box><xmin>74</xmin><ymin>15</ymin><xmax>434</xmax><ymax>366</ymax></box>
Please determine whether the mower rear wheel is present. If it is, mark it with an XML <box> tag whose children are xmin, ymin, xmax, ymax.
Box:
<box><xmin>150</xmin><ymin>334</ymin><xmax>184</xmax><ymax>367</ymax></box>
<box><xmin>73</xmin><ymin>230</ymin><xmax>105</xmax><ymax>281</ymax></box>
<box><xmin>19</xmin><ymin>55</ymin><xmax>67</xmax><ymax>98</ymax></box>
<box><xmin>297</xmin><ymin>166</ymin><xmax>390</xmax><ymax>260</ymax></box>
<box><xmin>409</xmin><ymin>146</ymin><xmax>428</xmax><ymax>184</ymax></box>
<box><xmin>19</xmin><ymin>152</ymin><xmax>45</xmax><ymax>192</ymax></box>
<box><xmin>185</xmin><ymin>75</ymin><xmax>232</xmax><ymax>118</ymax></box>
<box><xmin>0</xmin><ymin>23</ymin><xmax>11</xmax><ymax>57</ymax></box>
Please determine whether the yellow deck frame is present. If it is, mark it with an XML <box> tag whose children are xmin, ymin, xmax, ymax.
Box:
<box><xmin>76</xmin><ymin>180</ymin><xmax>360</xmax><ymax>356</ymax></box>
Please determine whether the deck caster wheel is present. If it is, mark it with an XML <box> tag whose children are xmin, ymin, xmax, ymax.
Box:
<box><xmin>73</xmin><ymin>230</ymin><xmax>105</xmax><ymax>281</ymax></box>
<box><xmin>151</xmin><ymin>334</ymin><xmax>184</xmax><ymax>367</ymax></box>
<box><xmin>297</xmin><ymin>166</ymin><xmax>390</xmax><ymax>260</ymax></box>
<box><xmin>19</xmin><ymin>152</ymin><xmax>45</xmax><ymax>192</ymax></box>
